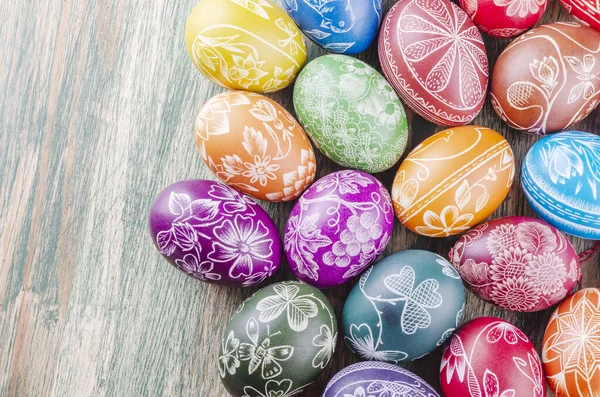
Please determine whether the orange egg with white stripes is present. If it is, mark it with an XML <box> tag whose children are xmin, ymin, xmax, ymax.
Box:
<box><xmin>392</xmin><ymin>126</ymin><xmax>515</xmax><ymax>237</ymax></box>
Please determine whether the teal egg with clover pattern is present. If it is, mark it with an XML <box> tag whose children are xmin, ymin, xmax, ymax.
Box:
<box><xmin>218</xmin><ymin>281</ymin><xmax>337</xmax><ymax>397</ymax></box>
<box><xmin>342</xmin><ymin>250</ymin><xmax>465</xmax><ymax>363</ymax></box>
<box><xmin>293</xmin><ymin>54</ymin><xmax>408</xmax><ymax>173</ymax></box>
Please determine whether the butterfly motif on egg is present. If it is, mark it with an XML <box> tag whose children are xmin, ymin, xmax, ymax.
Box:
<box><xmin>238</xmin><ymin>317</ymin><xmax>295</xmax><ymax>380</ymax></box>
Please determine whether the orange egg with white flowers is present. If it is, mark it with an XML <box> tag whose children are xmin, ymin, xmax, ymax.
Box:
<box><xmin>392</xmin><ymin>126</ymin><xmax>515</xmax><ymax>237</ymax></box>
<box><xmin>195</xmin><ymin>91</ymin><xmax>316</xmax><ymax>202</ymax></box>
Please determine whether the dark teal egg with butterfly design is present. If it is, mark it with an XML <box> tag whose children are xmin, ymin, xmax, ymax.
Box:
<box><xmin>218</xmin><ymin>281</ymin><xmax>337</xmax><ymax>396</ymax></box>
<box><xmin>342</xmin><ymin>250</ymin><xmax>465</xmax><ymax>363</ymax></box>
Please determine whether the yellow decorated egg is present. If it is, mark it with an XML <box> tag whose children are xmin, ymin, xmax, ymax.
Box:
<box><xmin>195</xmin><ymin>91</ymin><xmax>316</xmax><ymax>202</ymax></box>
<box><xmin>392</xmin><ymin>126</ymin><xmax>515</xmax><ymax>237</ymax></box>
<box><xmin>185</xmin><ymin>0</ymin><xmax>306</xmax><ymax>93</ymax></box>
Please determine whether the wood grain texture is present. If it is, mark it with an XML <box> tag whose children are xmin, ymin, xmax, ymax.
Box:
<box><xmin>0</xmin><ymin>0</ymin><xmax>598</xmax><ymax>395</ymax></box>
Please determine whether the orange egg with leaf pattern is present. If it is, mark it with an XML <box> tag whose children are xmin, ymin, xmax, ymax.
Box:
<box><xmin>195</xmin><ymin>91</ymin><xmax>316</xmax><ymax>202</ymax></box>
<box><xmin>392</xmin><ymin>126</ymin><xmax>515</xmax><ymax>237</ymax></box>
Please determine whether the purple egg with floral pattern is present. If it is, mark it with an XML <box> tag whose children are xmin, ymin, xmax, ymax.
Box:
<box><xmin>449</xmin><ymin>216</ymin><xmax>580</xmax><ymax>312</ymax></box>
<box><xmin>323</xmin><ymin>361</ymin><xmax>440</xmax><ymax>397</ymax></box>
<box><xmin>284</xmin><ymin>170</ymin><xmax>394</xmax><ymax>288</ymax></box>
<box><xmin>148</xmin><ymin>180</ymin><xmax>282</xmax><ymax>287</ymax></box>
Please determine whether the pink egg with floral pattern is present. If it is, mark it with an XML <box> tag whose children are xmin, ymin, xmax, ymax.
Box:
<box><xmin>379</xmin><ymin>0</ymin><xmax>489</xmax><ymax>126</ymax></box>
<box><xmin>459</xmin><ymin>0</ymin><xmax>547</xmax><ymax>38</ymax></box>
<box><xmin>440</xmin><ymin>317</ymin><xmax>546</xmax><ymax>397</ymax></box>
<box><xmin>450</xmin><ymin>216</ymin><xmax>580</xmax><ymax>312</ymax></box>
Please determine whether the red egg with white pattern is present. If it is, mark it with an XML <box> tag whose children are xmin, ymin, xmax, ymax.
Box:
<box><xmin>379</xmin><ymin>0</ymin><xmax>489</xmax><ymax>126</ymax></box>
<box><xmin>560</xmin><ymin>0</ymin><xmax>600</xmax><ymax>31</ymax></box>
<box><xmin>460</xmin><ymin>0</ymin><xmax>547</xmax><ymax>38</ymax></box>
<box><xmin>440</xmin><ymin>317</ymin><xmax>546</xmax><ymax>397</ymax></box>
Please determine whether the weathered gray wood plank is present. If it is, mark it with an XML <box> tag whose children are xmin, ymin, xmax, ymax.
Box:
<box><xmin>0</xmin><ymin>0</ymin><xmax>598</xmax><ymax>396</ymax></box>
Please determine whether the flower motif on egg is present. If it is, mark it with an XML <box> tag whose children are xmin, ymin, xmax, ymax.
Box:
<box><xmin>380</xmin><ymin>0</ymin><xmax>488</xmax><ymax>125</ymax></box>
<box><xmin>185</xmin><ymin>0</ymin><xmax>306</xmax><ymax>93</ymax></box>
<box><xmin>543</xmin><ymin>289</ymin><xmax>600</xmax><ymax>397</ymax></box>
<box><xmin>490</xmin><ymin>23</ymin><xmax>600</xmax><ymax>134</ymax></box>
<box><xmin>175</xmin><ymin>254</ymin><xmax>221</xmax><ymax>282</ymax></box>
<box><xmin>416</xmin><ymin>206</ymin><xmax>474</xmax><ymax>238</ymax></box>
<box><xmin>285</xmin><ymin>171</ymin><xmax>393</xmax><ymax>288</ymax></box>
<box><xmin>392</xmin><ymin>127</ymin><xmax>515</xmax><ymax>238</ymax></box>
<box><xmin>451</xmin><ymin>217</ymin><xmax>580</xmax><ymax>312</ymax></box>
<box><xmin>494</xmin><ymin>0</ymin><xmax>545</xmax><ymax>18</ymax></box>
<box><xmin>440</xmin><ymin>318</ymin><xmax>545</xmax><ymax>397</ymax></box>
<box><xmin>210</xmin><ymin>214</ymin><xmax>275</xmax><ymax>279</ymax></box>
<box><xmin>522</xmin><ymin>131</ymin><xmax>600</xmax><ymax>239</ymax></box>
<box><xmin>294</xmin><ymin>55</ymin><xmax>408</xmax><ymax>173</ymax></box>
<box><xmin>196</xmin><ymin>91</ymin><xmax>316</xmax><ymax>202</ymax></box>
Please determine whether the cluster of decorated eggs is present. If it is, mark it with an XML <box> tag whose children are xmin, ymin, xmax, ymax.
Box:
<box><xmin>147</xmin><ymin>0</ymin><xmax>600</xmax><ymax>395</ymax></box>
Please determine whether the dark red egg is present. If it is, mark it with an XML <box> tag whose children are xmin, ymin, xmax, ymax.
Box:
<box><xmin>440</xmin><ymin>317</ymin><xmax>546</xmax><ymax>397</ymax></box>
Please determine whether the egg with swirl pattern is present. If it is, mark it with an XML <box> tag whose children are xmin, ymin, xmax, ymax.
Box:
<box><xmin>392</xmin><ymin>126</ymin><xmax>515</xmax><ymax>238</ymax></box>
<box><xmin>491</xmin><ymin>22</ymin><xmax>600</xmax><ymax>134</ymax></box>
<box><xmin>185</xmin><ymin>0</ymin><xmax>306</xmax><ymax>93</ymax></box>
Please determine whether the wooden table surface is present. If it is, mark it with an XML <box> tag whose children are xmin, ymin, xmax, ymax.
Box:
<box><xmin>1</xmin><ymin>0</ymin><xmax>599</xmax><ymax>395</ymax></box>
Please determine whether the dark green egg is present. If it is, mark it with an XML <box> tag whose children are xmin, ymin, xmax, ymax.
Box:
<box><xmin>218</xmin><ymin>281</ymin><xmax>338</xmax><ymax>396</ymax></box>
<box><xmin>342</xmin><ymin>250</ymin><xmax>465</xmax><ymax>363</ymax></box>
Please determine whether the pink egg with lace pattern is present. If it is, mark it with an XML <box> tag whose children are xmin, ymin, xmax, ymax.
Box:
<box><xmin>449</xmin><ymin>216</ymin><xmax>580</xmax><ymax>312</ymax></box>
<box><xmin>440</xmin><ymin>317</ymin><xmax>546</xmax><ymax>397</ymax></box>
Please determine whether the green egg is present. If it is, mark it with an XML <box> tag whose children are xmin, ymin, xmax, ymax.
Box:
<box><xmin>293</xmin><ymin>54</ymin><xmax>408</xmax><ymax>173</ymax></box>
<box><xmin>218</xmin><ymin>281</ymin><xmax>338</xmax><ymax>396</ymax></box>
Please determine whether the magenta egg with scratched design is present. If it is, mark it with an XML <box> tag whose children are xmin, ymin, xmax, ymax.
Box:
<box><xmin>148</xmin><ymin>180</ymin><xmax>282</xmax><ymax>287</ymax></box>
<box><xmin>284</xmin><ymin>170</ymin><xmax>394</xmax><ymax>289</ymax></box>
<box><xmin>440</xmin><ymin>317</ymin><xmax>546</xmax><ymax>397</ymax></box>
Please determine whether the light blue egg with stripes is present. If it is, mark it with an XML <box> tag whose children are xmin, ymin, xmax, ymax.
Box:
<box><xmin>281</xmin><ymin>0</ymin><xmax>382</xmax><ymax>54</ymax></box>
<box><xmin>522</xmin><ymin>131</ymin><xmax>600</xmax><ymax>240</ymax></box>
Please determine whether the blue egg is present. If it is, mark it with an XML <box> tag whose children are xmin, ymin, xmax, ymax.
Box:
<box><xmin>522</xmin><ymin>131</ymin><xmax>600</xmax><ymax>240</ymax></box>
<box><xmin>342</xmin><ymin>250</ymin><xmax>465</xmax><ymax>363</ymax></box>
<box><xmin>281</xmin><ymin>0</ymin><xmax>381</xmax><ymax>54</ymax></box>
